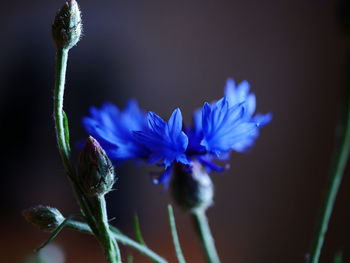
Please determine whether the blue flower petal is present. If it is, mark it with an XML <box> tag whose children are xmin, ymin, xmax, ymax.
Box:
<box><xmin>184</xmin><ymin>110</ymin><xmax>206</xmax><ymax>156</ymax></box>
<box><xmin>253</xmin><ymin>112</ymin><xmax>273</xmax><ymax>126</ymax></box>
<box><xmin>225</xmin><ymin>78</ymin><xmax>249</xmax><ymax>105</ymax></box>
<box><xmin>152</xmin><ymin>167</ymin><xmax>173</xmax><ymax>185</ymax></box>
<box><xmin>225</xmin><ymin>78</ymin><xmax>257</xmax><ymax>119</ymax></box>
<box><xmin>199</xmin><ymin>77</ymin><xmax>273</xmax><ymax>154</ymax></box>
<box><xmin>200</xmin><ymin>96</ymin><xmax>261</xmax><ymax>156</ymax></box>
<box><xmin>197</xmin><ymin>156</ymin><xmax>230</xmax><ymax>172</ymax></box>
<box><xmin>82</xmin><ymin>100</ymin><xmax>149</xmax><ymax>163</ymax></box>
<box><xmin>133</xmin><ymin>108</ymin><xmax>190</xmax><ymax>167</ymax></box>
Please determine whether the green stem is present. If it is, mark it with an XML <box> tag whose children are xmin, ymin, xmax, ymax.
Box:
<box><xmin>133</xmin><ymin>215</ymin><xmax>146</xmax><ymax>246</ymax></box>
<box><xmin>53</xmin><ymin>47</ymin><xmax>112</xmax><ymax>260</ymax></box>
<box><xmin>65</xmin><ymin>220</ymin><xmax>168</xmax><ymax>263</ymax></box>
<box><xmin>168</xmin><ymin>205</ymin><xmax>186</xmax><ymax>263</ymax></box>
<box><xmin>308</xmin><ymin>78</ymin><xmax>350</xmax><ymax>262</ymax></box>
<box><xmin>192</xmin><ymin>209</ymin><xmax>221</xmax><ymax>263</ymax></box>
<box><xmin>93</xmin><ymin>196</ymin><xmax>121</xmax><ymax>263</ymax></box>
<box><xmin>54</xmin><ymin>48</ymin><xmax>71</xmax><ymax>171</ymax></box>
<box><xmin>53</xmin><ymin>47</ymin><xmax>100</xmax><ymax>235</ymax></box>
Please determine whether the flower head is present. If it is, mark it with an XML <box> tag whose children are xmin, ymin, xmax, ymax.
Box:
<box><xmin>82</xmin><ymin>78</ymin><xmax>272</xmax><ymax>186</ymax></box>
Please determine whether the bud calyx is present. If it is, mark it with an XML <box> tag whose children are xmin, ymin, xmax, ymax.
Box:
<box><xmin>52</xmin><ymin>0</ymin><xmax>82</xmax><ymax>50</ymax></box>
<box><xmin>78</xmin><ymin>136</ymin><xmax>116</xmax><ymax>197</ymax></box>
<box><xmin>22</xmin><ymin>205</ymin><xmax>65</xmax><ymax>232</ymax></box>
<box><xmin>171</xmin><ymin>161</ymin><xmax>214</xmax><ymax>212</ymax></box>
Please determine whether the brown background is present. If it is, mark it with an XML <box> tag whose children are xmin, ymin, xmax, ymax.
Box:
<box><xmin>0</xmin><ymin>0</ymin><xmax>349</xmax><ymax>262</ymax></box>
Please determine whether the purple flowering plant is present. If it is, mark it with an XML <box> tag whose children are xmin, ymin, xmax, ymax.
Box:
<box><xmin>23</xmin><ymin>1</ymin><xmax>350</xmax><ymax>263</ymax></box>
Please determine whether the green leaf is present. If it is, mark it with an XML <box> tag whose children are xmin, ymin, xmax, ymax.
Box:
<box><xmin>334</xmin><ymin>251</ymin><xmax>343</xmax><ymax>263</ymax></box>
<box><xmin>167</xmin><ymin>205</ymin><xmax>186</xmax><ymax>263</ymax></box>
<box><xmin>62</xmin><ymin>111</ymin><xmax>71</xmax><ymax>153</ymax></box>
<box><xmin>108</xmin><ymin>225</ymin><xmax>167</xmax><ymax>263</ymax></box>
<box><xmin>126</xmin><ymin>254</ymin><xmax>133</xmax><ymax>263</ymax></box>
<box><xmin>35</xmin><ymin>216</ymin><xmax>72</xmax><ymax>253</ymax></box>
<box><xmin>133</xmin><ymin>214</ymin><xmax>146</xmax><ymax>246</ymax></box>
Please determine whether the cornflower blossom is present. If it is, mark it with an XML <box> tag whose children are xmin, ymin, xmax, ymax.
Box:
<box><xmin>83</xmin><ymin>78</ymin><xmax>272</xmax><ymax>186</ymax></box>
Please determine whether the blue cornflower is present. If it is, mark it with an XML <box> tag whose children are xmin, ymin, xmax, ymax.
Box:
<box><xmin>82</xmin><ymin>78</ymin><xmax>272</xmax><ymax>186</ymax></box>
<box><xmin>185</xmin><ymin>79</ymin><xmax>272</xmax><ymax>164</ymax></box>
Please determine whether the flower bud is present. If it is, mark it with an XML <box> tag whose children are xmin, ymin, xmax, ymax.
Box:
<box><xmin>78</xmin><ymin>136</ymin><xmax>116</xmax><ymax>197</ymax></box>
<box><xmin>52</xmin><ymin>0</ymin><xmax>82</xmax><ymax>50</ymax></box>
<box><xmin>171</xmin><ymin>161</ymin><xmax>214</xmax><ymax>212</ymax></box>
<box><xmin>22</xmin><ymin>205</ymin><xmax>65</xmax><ymax>232</ymax></box>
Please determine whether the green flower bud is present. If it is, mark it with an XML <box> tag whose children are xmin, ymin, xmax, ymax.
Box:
<box><xmin>22</xmin><ymin>205</ymin><xmax>65</xmax><ymax>232</ymax></box>
<box><xmin>52</xmin><ymin>0</ymin><xmax>82</xmax><ymax>50</ymax></box>
<box><xmin>78</xmin><ymin>136</ymin><xmax>116</xmax><ymax>197</ymax></box>
<box><xmin>171</xmin><ymin>161</ymin><xmax>214</xmax><ymax>212</ymax></box>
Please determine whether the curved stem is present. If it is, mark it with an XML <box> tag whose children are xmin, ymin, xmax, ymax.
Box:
<box><xmin>110</xmin><ymin>227</ymin><xmax>167</xmax><ymax>263</ymax></box>
<box><xmin>53</xmin><ymin>47</ymin><xmax>99</xmax><ymax>233</ymax></box>
<box><xmin>192</xmin><ymin>209</ymin><xmax>221</xmax><ymax>263</ymax></box>
<box><xmin>54</xmin><ymin>48</ymin><xmax>71</xmax><ymax>171</ymax></box>
<box><xmin>53</xmin><ymin>47</ymin><xmax>116</xmax><ymax>260</ymax></box>
<box><xmin>66</xmin><ymin>220</ymin><xmax>168</xmax><ymax>263</ymax></box>
<box><xmin>308</xmin><ymin>73</ymin><xmax>350</xmax><ymax>263</ymax></box>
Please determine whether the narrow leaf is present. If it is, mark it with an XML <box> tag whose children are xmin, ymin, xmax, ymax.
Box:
<box><xmin>35</xmin><ymin>216</ymin><xmax>72</xmax><ymax>253</ymax></box>
<box><xmin>167</xmin><ymin>205</ymin><xmax>186</xmax><ymax>263</ymax></box>
<box><xmin>126</xmin><ymin>254</ymin><xmax>133</xmax><ymax>263</ymax></box>
<box><xmin>63</xmin><ymin>111</ymin><xmax>71</xmax><ymax>153</ymax></box>
<box><xmin>133</xmin><ymin>214</ymin><xmax>146</xmax><ymax>246</ymax></box>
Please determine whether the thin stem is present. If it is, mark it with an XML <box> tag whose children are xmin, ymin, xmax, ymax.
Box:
<box><xmin>54</xmin><ymin>48</ymin><xmax>71</xmax><ymax>171</ymax></box>
<box><xmin>109</xmin><ymin>227</ymin><xmax>167</xmax><ymax>263</ymax></box>
<box><xmin>93</xmin><ymin>196</ymin><xmax>121</xmax><ymax>263</ymax></box>
<box><xmin>167</xmin><ymin>205</ymin><xmax>186</xmax><ymax>263</ymax></box>
<box><xmin>65</xmin><ymin>220</ymin><xmax>168</xmax><ymax>263</ymax></box>
<box><xmin>53</xmin><ymin>47</ymin><xmax>100</xmax><ymax>235</ymax></box>
<box><xmin>192</xmin><ymin>209</ymin><xmax>221</xmax><ymax>263</ymax></box>
<box><xmin>307</xmin><ymin>74</ymin><xmax>350</xmax><ymax>262</ymax></box>
<box><xmin>53</xmin><ymin>47</ymin><xmax>113</xmax><ymax>260</ymax></box>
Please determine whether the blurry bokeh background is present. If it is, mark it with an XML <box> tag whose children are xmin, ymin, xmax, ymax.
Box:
<box><xmin>1</xmin><ymin>0</ymin><xmax>350</xmax><ymax>262</ymax></box>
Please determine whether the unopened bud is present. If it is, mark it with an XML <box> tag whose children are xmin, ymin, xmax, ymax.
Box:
<box><xmin>52</xmin><ymin>0</ymin><xmax>82</xmax><ymax>50</ymax></box>
<box><xmin>78</xmin><ymin>136</ymin><xmax>116</xmax><ymax>197</ymax></box>
<box><xmin>23</xmin><ymin>205</ymin><xmax>65</xmax><ymax>232</ymax></box>
<box><xmin>171</xmin><ymin>161</ymin><xmax>214</xmax><ymax>212</ymax></box>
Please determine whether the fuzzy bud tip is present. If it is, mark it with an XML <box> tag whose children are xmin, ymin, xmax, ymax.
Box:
<box><xmin>52</xmin><ymin>0</ymin><xmax>82</xmax><ymax>50</ymax></box>
<box><xmin>22</xmin><ymin>205</ymin><xmax>65</xmax><ymax>232</ymax></box>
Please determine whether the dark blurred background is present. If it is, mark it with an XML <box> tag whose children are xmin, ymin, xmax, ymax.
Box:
<box><xmin>1</xmin><ymin>0</ymin><xmax>349</xmax><ymax>262</ymax></box>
